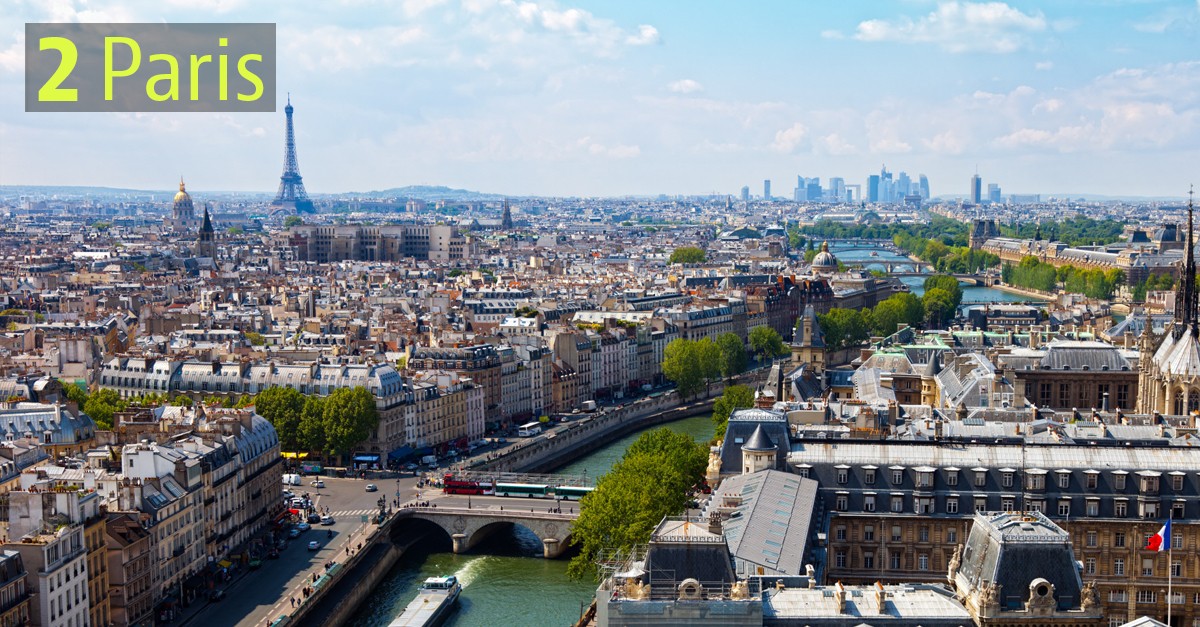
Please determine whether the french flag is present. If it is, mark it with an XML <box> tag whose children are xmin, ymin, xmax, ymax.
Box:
<box><xmin>1146</xmin><ymin>519</ymin><xmax>1172</xmax><ymax>552</ymax></box>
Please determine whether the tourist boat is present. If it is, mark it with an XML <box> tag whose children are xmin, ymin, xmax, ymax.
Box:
<box><xmin>869</xmin><ymin>251</ymin><xmax>879</xmax><ymax>257</ymax></box>
<box><xmin>389</xmin><ymin>575</ymin><xmax>461</xmax><ymax>627</ymax></box>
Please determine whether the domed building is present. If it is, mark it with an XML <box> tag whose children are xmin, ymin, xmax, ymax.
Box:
<box><xmin>164</xmin><ymin>178</ymin><xmax>202</xmax><ymax>233</ymax></box>
<box><xmin>1138</xmin><ymin>196</ymin><xmax>1200</xmax><ymax>415</ymax></box>
<box><xmin>810</xmin><ymin>241</ymin><xmax>839</xmax><ymax>274</ymax></box>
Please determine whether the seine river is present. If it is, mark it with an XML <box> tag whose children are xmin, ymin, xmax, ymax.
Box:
<box><xmin>349</xmin><ymin>413</ymin><xmax>715</xmax><ymax>627</ymax></box>
<box><xmin>827</xmin><ymin>242</ymin><xmax>1050</xmax><ymax>305</ymax></box>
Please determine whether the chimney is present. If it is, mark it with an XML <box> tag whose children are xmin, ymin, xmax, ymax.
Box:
<box><xmin>875</xmin><ymin>581</ymin><xmax>888</xmax><ymax>614</ymax></box>
<box><xmin>707</xmin><ymin>511</ymin><xmax>722</xmax><ymax>536</ymax></box>
<box><xmin>1101</xmin><ymin>392</ymin><xmax>1109</xmax><ymax>413</ymax></box>
<box><xmin>835</xmin><ymin>581</ymin><xmax>847</xmax><ymax>613</ymax></box>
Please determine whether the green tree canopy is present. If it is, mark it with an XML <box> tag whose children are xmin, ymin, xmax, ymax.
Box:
<box><xmin>254</xmin><ymin>387</ymin><xmax>306</xmax><ymax>451</ymax></box>
<box><xmin>748</xmin><ymin>326</ymin><xmax>787</xmax><ymax>363</ymax></box>
<box><xmin>712</xmin><ymin>385</ymin><xmax>755</xmax><ymax>439</ymax></box>
<box><xmin>321</xmin><ymin>386</ymin><xmax>379</xmax><ymax>458</ymax></box>
<box><xmin>817</xmin><ymin>308</ymin><xmax>871</xmax><ymax>352</ymax></box>
<box><xmin>871</xmin><ymin>292</ymin><xmax>924</xmax><ymax>337</ymax></box>
<box><xmin>922</xmin><ymin>287</ymin><xmax>958</xmax><ymax>327</ymax></box>
<box><xmin>661</xmin><ymin>338</ymin><xmax>721</xmax><ymax>399</ymax></box>
<box><xmin>716</xmin><ymin>332</ymin><xmax>747</xmax><ymax>378</ymax></box>
<box><xmin>668</xmin><ymin>246</ymin><xmax>706</xmax><ymax>264</ymax></box>
<box><xmin>567</xmin><ymin>428</ymin><xmax>706</xmax><ymax>581</ymax></box>
<box><xmin>62</xmin><ymin>381</ymin><xmax>89</xmax><ymax>406</ymax></box>
<box><xmin>283</xmin><ymin>215</ymin><xmax>304</xmax><ymax>227</ymax></box>
<box><xmin>299</xmin><ymin>396</ymin><xmax>326</xmax><ymax>453</ymax></box>
<box><xmin>245</xmin><ymin>331</ymin><xmax>266</xmax><ymax>346</ymax></box>
<box><xmin>923</xmin><ymin>275</ymin><xmax>963</xmax><ymax>310</ymax></box>
<box><xmin>83</xmin><ymin>388</ymin><xmax>126</xmax><ymax>430</ymax></box>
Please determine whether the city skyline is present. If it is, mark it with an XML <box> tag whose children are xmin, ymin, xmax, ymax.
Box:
<box><xmin>3</xmin><ymin>1</ymin><xmax>1200</xmax><ymax>197</ymax></box>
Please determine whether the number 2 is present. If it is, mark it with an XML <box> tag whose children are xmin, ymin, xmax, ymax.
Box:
<box><xmin>38</xmin><ymin>36</ymin><xmax>78</xmax><ymax>102</ymax></box>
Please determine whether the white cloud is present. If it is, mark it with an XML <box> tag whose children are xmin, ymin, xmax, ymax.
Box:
<box><xmin>854</xmin><ymin>1</ymin><xmax>1047</xmax><ymax>53</ymax></box>
<box><xmin>923</xmin><ymin>130</ymin><xmax>966</xmax><ymax>155</ymax></box>
<box><xmin>579</xmin><ymin>136</ymin><xmax>640</xmax><ymax>158</ymax></box>
<box><xmin>667</xmin><ymin>79</ymin><xmax>703</xmax><ymax>94</ymax></box>
<box><xmin>870</xmin><ymin>137</ymin><xmax>913</xmax><ymax>153</ymax></box>
<box><xmin>816</xmin><ymin>133</ymin><xmax>856</xmax><ymax>155</ymax></box>
<box><xmin>285</xmin><ymin>25</ymin><xmax>426</xmax><ymax>71</ymax></box>
<box><xmin>1035</xmin><ymin>60</ymin><xmax>1053</xmax><ymax>71</ymax></box>
<box><xmin>626</xmin><ymin>25</ymin><xmax>660</xmax><ymax>45</ymax></box>
<box><xmin>772</xmin><ymin>122</ymin><xmax>808</xmax><ymax>153</ymax></box>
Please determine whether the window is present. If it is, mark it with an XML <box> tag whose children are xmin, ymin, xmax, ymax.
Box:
<box><xmin>1087</xmin><ymin>473</ymin><xmax>1098</xmax><ymax>490</ymax></box>
<box><xmin>836</xmin><ymin>526</ymin><xmax>846</xmax><ymax>541</ymax></box>
<box><xmin>864</xmin><ymin>468</ymin><xmax>876</xmax><ymax>484</ymax></box>
<box><xmin>890</xmin><ymin>553</ymin><xmax>901</xmax><ymax>569</ymax></box>
<box><xmin>892</xmin><ymin>526</ymin><xmax>902</xmax><ymax>542</ymax></box>
<box><xmin>946</xmin><ymin>498</ymin><xmax>959</xmax><ymax>514</ymax></box>
<box><xmin>837</xmin><ymin>469</ymin><xmax>848</xmax><ymax>484</ymax></box>
<box><xmin>974</xmin><ymin>471</ymin><xmax>986</xmax><ymax>487</ymax></box>
<box><xmin>1001</xmin><ymin>472</ymin><xmax>1014</xmax><ymax>488</ymax></box>
<box><xmin>1174</xmin><ymin>502</ymin><xmax>1186</xmax><ymax>521</ymax></box>
<box><xmin>1115</xmin><ymin>532</ymin><xmax>1126</xmax><ymax>548</ymax></box>
<box><xmin>891</xmin><ymin>496</ymin><xmax>904</xmax><ymax>513</ymax></box>
<box><xmin>1137</xmin><ymin>590</ymin><xmax>1157</xmax><ymax>604</ymax></box>
<box><xmin>1058</xmin><ymin>501</ymin><xmax>1071</xmax><ymax>517</ymax></box>
<box><xmin>863</xmin><ymin>526</ymin><xmax>875</xmax><ymax>541</ymax></box>
<box><xmin>1085</xmin><ymin>558</ymin><xmax>1096</xmax><ymax>575</ymax></box>
<box><xmin>893</xmin><ymin>470</ymin><xmax>904</xmax><ymax>484</ymax></box>
<box><xmin>1114</xmin><ymin>559</ymin><xmax>1125</xmax><ymax>576</ymax></box>
<box><xmin>1109</xmin><ymin>590</ymin><xmax>1127</xmax><ymax>603</ymax></box>
<box><xmin>1173</xmin><ymin>532</ymin><xmax>1183</xmax><ymax>550</ymax></box>
<box><xmin>835</xmin><ymin>551</ymin><xmax>846</xmax><ymax>568</ymax></box>
<box><xmin>1058</xmin><ymin>473</ymin><xmax>1070</xmax><ymax>489</ymax></box>
<box><xmin>1087</xmin><ymin>500</ymin><xmax>1099</xmax><ymax>517</ymax></box>
<box><xmin>1173</xmin><ymin>561</ymin><xmax>1182</xmax><ymax>577</ymax></box>
<box><xmin>1143</xmin><ymin>558</ymin><xmax>1155</xmax><ymax>576</ymax></box>
<box><xmin>863</xmin><ymin>552</ymin><xmax>874</xmax><ymax>569</ymax></box>
<box><xmin>1142</xmin><ymin>501</ymin><xmax>1159</xmax><ymax>519</ymax></box>
<box><xmin>1001</xmin><ymin>497</ymin><xmax>1015</xmax><ymax>512</ymax></box>
<box><xmin>1115</xmin><ymin>501</ymin><xmax>1127</xmax><ymax>517</ymax></box>
<box><xmin>1026</xmin><ymin>474</ymin><xmax>1045</xmax><ymax>490</ymax></box>
<box><xmin>916</xmin><ymin>472</ymin><xmax>933</xmax><ymax>488</ymax></box>
<box><xmin>864</xmin><ymin>495</ymin><xmax>876</xmax><ymax>512</ymax></box>
<box><xmin>919</xmin><ymin>527</ymin><xmax>929</xmax><ymax>543</ymax></box>
<box><xmin>1086</xmin><ymin>531</ymin><xmax>1098</xmax><ymax>547</ymax></box>
<box><xmin>1029</xmin><ymin>499</ymin><xmax>1044</xmax><ymax>513</ymax></box>
<box><xmin>975</xmin><ymin>496</ymin><xmax>988</xmax><ymax>512</ymax></box>
<box><xmin>946</xmin><ymin>471</ymin><xmax>958</xmax><ymax>487</ymax></box>
<box><xmin>1115</xmin><ymin>474</ymin><xmax>1126</xmax><ymax>490</ymax></box>
<box><xmin>947</xmin><ymin>528</ymin><xmax>957</xmax><ymax>544</ymax></box>
<box><xmin>796</xmin><ymin>468</ymin><xmax>809</xmax><ymax>479</ymax></box>
<box><xmin>836</xmin><ymin>495</ymin><xmax>848</xmax><ymax>511</ymax></box>
<box><xmin>918</xmin><ymin>554</ymin><xmax>929</xmax><ymax>571</ymax></box>
<box><xmin>1173</xmin><ymin>474</ymin><xmax>1185</xmax><ymax>491</ymax></box>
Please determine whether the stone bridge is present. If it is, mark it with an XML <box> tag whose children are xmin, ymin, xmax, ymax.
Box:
<box><xmin>392</xmin><ymin>506</ymin><xmax>578</xmax><ymax>558</ymax></box>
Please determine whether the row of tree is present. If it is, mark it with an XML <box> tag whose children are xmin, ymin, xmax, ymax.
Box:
<box><xmin>661</xmin><ymin>328</ymin><xmax>788</xmax><ymax>398</ymax></box>
<box><xmin>566</xmin><ymin>428</ymin><xmax>707</xmax><ymax>580</ymax></box>
<box><xmin>253</xmin><ymin>386</ymin><xmax>379</xmax><ymax>459</ymax></box>
<box><xmin>893</xmin><ymin>231</ymin><xmax>999</xmax><ymax>273</ymax></box>
<box><xmin>999</xmin><ymin>216</ymin><xmax>1126</xmax><ymax>247</ymax></box>
<box><xmin>668</xmin><ymin>246</ymin><xmax>706</xmax><ymax>264</ymax></box>
<box><xmin>1131</xmin><ymin>273</ymin><xmax>1176</xmax><ymax>302</ymax></box>
<box><xmin>1000</xmin><ymin>257</ymin><xmax>1125</xmax><ymax>299</ymax></box>
<box><xmin>816</xmin><ymin>276</ymin><xmax>966</xmax><ymax>351</ymax></box>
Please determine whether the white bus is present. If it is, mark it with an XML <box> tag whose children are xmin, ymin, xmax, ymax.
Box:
<box><xmin>517</xmin><ymin>422</ymin><xmax>543</xmax><ymax>437</ymax></box>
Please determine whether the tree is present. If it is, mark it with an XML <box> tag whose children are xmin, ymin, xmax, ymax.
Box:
<box><xmin>662</xmin><ymin>339</ymin><xmax>704</xmax><ymax>399</ymax></box>
<box><xmin>567</xmin><ymin>428</ymin><xmax>705</xmax><ymax>581</ymax></box>
<box><xmin>321</xmin><ymin>387</ymin><xmax>379</xmax><ymax>459</ymax></box>
<box><xmin>694</xmin><ymin>337</ymin><xmax>722</xmax><ymax>384</ymax></box>
<box><xmin>83</xmin><ymin>388</ymin><xmax>126</xmax><ymax>430</ymax></box>
<box><xmin>244</xmin><ymin>331</ymin><xmax>266</xmax><ymax>346</ymax></box>
<box><xmin>923</xmin><ymin>275</ymin><xmax>963</xmax><ymax>310</ymax></box>
<box><xmin>62</xmin><ymin>381</ymin><xmax>89</xmax><ymax>406</ymax></box>
<box><xmin>716</xmin><ymin>332</ymin><xmax>747</xmax><ymax>378</ymax></box>
<box><xmin>817</xmin><ymin>308</ymin><xmax>870</xmax><ymax>352</ymax></box>
<box><xmin>748</xmin><ymin>326</ymin><xmax>787</xmax><ymax>363</ymax></box>
<box><xmin>298</xmin><ymin>396</ymin><xmax>326</xmax><ymax>453</ymax></box>
<box><xmin>871</xmin><ymin>293</ymin><xmax>924</xmax><ymax>337</ymax></box>
<box><xmin>254</xmin><ymin>387</ymin><xmax>305</xmax><ymax>451</ymax></box>
<box><xmin>922</xmin><ymin>287</ymin><xmax>958</xmax><ymax>327</ymax></box>
<box><xmin>171</xmin><ymin>395</ymin><xmax>193</xmax><ymax>407</ymax></box>
<box><xmin>283</xmin><ymin>215</ymin><xmax>304</xmax><ymax>227</ymax></box>
<box><xmin>711</xmin><ymin>385</ymin><xmax>755</xmax><ymax>439</ymax></box>
<box><xmin>668</xmin><ymin>246</ymin><xmax>706</xmax><ymax>265</ymax></box>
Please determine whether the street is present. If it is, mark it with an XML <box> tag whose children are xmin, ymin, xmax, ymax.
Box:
<box><xmin>182</xmin><ymin>475</ymin><xmax>423</xmax><ymax>627</ymax></box>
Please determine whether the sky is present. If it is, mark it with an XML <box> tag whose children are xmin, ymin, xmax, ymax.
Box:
<box><xmin>2</xmin><ymin>0</ymin><xmax>1200</xmax><ymax>198</ymax></box>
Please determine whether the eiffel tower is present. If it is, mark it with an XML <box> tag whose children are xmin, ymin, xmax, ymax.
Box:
<box><xmin>271</xmin><ymin>95</ymin><xmax>315</xmax><ymax>214</ymax></box>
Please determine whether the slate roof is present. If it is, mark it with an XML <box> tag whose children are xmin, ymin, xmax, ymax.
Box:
<box><xmin>720</xmin><ymin>409</ymin><xmax>789</xmax><ymax>473</ymax></box>
<box><xmin>956</xmin><ymin>512</ymin><xmax>1084</xmax><ymax>612</ymax></box>
<box><xmin>644</xmin><ymin>518</ymin><xmax>737</xmax><ymax>595</ymax></box>
<box><xmin>743</xmin><ymin>424</ymin><xmax>776</xmax><ymax>452</ymax></box>
<box><xmin>716</xmin><ymin>470</ymin><xmax>817</xmax><ymax>576</ymax></box>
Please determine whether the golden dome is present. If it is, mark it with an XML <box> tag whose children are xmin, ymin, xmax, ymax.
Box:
<box><xmin>174</xmin><ymin>178</ymin><xmax>190</xmax><ymax>203</ymax></box>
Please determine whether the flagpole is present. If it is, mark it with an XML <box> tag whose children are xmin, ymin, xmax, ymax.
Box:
<box><xmin>1167</xmin><ymin>510</ymin><xmax>1173</xmax><ymax>627</ymax></box>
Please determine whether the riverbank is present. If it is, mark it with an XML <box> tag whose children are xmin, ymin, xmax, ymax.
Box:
<box><xmin>990</xmin><ymin>282</ymin><xmax>1058</xmax><ymax>301</ymax></box>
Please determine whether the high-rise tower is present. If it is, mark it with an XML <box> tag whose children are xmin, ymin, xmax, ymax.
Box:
<box><xmin>271</xmin><ymin>95</ymin><xmax>315</xmax><ymax>214</ymax></box>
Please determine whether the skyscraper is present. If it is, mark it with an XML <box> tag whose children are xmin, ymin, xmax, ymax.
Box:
<box><xmin>763</xmin><ymin>179</ymin><xmax>771</xmax><ymax>200</ymax></box>
<box><xmin>970</xmin><ymin>174</ymin><xmax>982</xmax><ymax>204</ymax></box>
<box><xmin>271</xmin><ymin>95</ymin><xmax>315</xmax><ymax>214</ymax></box>
<box><xmin>867</xmin><ymin>175</ymin><xmax>880</xmax><ymax>203</ymax></box>
<box><xmin>829</xmin><ymin>177</ymin><xmax>845</xmax><ymax>203</ymax></box>
<box><xmin>987</xmin><ymin>183</ymin><xmax>1002</xmax><ymax>204</ymax></box>
<box><xmin>918</xmin><ymin>174</ymin><xmax>930</xmax><ymax>199</ymax></box>
<box><xmin>740</xmin><ymin>186</ymin><xmax>750</xmax><ymax>202</ymax></box>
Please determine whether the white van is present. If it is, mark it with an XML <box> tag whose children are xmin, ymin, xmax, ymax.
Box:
<box><xmin>282</xmin><ymin>474</ymin><xmax>302</xmax><ymax>486</ymax></box>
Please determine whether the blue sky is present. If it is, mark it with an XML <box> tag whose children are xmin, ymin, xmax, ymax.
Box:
<box><xmin>2</xmin><ymin>0</ymin><xmax>1199</xmax><ymax>198</ymax></box>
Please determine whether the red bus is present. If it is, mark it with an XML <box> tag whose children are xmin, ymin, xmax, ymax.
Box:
<box><xmin>443</xmin><ymin>473</ymin><xmax>494</xmax><ymax>495</ymax></box>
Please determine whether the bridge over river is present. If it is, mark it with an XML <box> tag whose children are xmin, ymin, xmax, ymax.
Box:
<box><xmin>393</xmin><ymin>501</ymin><xmax>579</xmax><ymax>558</ymax></box>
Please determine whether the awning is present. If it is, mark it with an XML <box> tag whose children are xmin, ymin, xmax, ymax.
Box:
<box><xmin>282</xmin><ymin>452</ymin><xmax>309</xmax><ymax>459</ymax></box>
<box><xmin>415</xmin><ymin>446</ymin><xmax>434</xmax><ymax>456</ymax></box>
<box><xmin>387</xmin><ymin>446</ymin><xmax>414</xmax><ymax>461</ymax></box>
<box><xmin>218</xmin><ymin>560</ymin><xmax>232</xmax><ymax>568</ymax></box>
<box><xmin>353</xmin><ymin>454</ymin><xmax>380</xmax><ymax>463</ymax></box>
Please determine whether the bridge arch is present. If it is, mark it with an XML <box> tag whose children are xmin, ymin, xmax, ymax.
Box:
<box><xmin>391</xmin><ymin>508</ymin><xmax>576</xmax><ymax>559</ymax></box>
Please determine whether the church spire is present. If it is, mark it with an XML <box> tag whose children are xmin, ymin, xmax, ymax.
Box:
<box><xmin>1176</xmin><ymin>187</ymin><xmax>1197</xmax><ymax>338</ymax></box>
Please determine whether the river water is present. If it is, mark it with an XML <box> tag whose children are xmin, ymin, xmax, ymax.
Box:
<box><xmin>827</xmin><ymin>242</ymin><xmax>1049</xmax><ymax>305</ymax></box>
<box><xmin>351</xmin><ymin>413</ymin><xmax>715</xmax><ymax>627</ymax></box>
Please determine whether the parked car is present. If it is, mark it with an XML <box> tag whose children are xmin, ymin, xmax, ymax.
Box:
<box><xmin>320</xmin><ymin>515</ymin><xmax>335</xmax><ymax>525</ymax></box>
<box><xmin>310</xmin><ymin>479</ymin><xmax>325</xmax><ymax>488</ymax></box>
<box><xmin>210</xmin><ymin>590</ymin><xmax>226</xmax><ymax>602</ymax></box>
<box><xmin>267</xmin><ymin>549</ymin><xmax>280</xmax><ymax>559</ymax></box>
<box><xmin>248</xmin><ymin>558</ymin><xmax>262</xmax><ymax>569</ymax></box>
<box><xmin>307</xmin><ymin>541</ymin><xmax>320</xmax><ymax>551</ymax></box>
<box><xmin>403</xmin><ymin>463</ymin><xmax>419</xmax><ymax>472</ymax></box>
<box><xmin>296</xmin><ymin>522</ymin><xmax>311</xmax><ymax>532</ymax></box>
<box><xmin>364</xmin><ymin>484</ymin><xmax>378</xmax><ymax>492</ymax></box>
<box><xmin>287</xmin><ymin>528</ymin><xmax>301</xmax><ymax>539</ymax></box>
<box><xmin>307</xmin><ymin>513</ymin><xmax>321</xmax><ymax>524</ymax></box>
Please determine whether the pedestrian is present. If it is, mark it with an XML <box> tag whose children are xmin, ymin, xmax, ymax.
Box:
<box><xmin>290</xmin><ymin>597</ymin><xmax>295</xmax><ymax>608</ymax></box>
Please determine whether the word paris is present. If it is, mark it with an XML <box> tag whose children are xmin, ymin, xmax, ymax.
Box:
<box><xmin>25</xmin><ymin>23</ymin><xmax>276</xmax><ymax>112</ymax></box>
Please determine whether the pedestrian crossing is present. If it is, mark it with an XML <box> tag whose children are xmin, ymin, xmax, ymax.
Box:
<box><xmin>330</xmin><ymin>508</ymin><xmax>378</xmax><ymax>517</ymax></box>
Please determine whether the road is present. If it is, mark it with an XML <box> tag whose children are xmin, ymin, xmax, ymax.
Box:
<box><xmin>183</xmin><ymin>476</ymin><xmax>424</xmax><ymax>627</ymax></box>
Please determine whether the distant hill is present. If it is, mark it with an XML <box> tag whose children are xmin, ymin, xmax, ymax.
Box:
<box><xmin>341</xmin><ymin>185</ymin><xmax>504</xmax><ymax>201</ymax></box>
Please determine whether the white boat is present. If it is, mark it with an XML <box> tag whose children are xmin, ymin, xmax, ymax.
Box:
<box><xmin>390</xmin><ymin>575</ymin><xmax>461</xmax><ymax>627</ymax></box>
